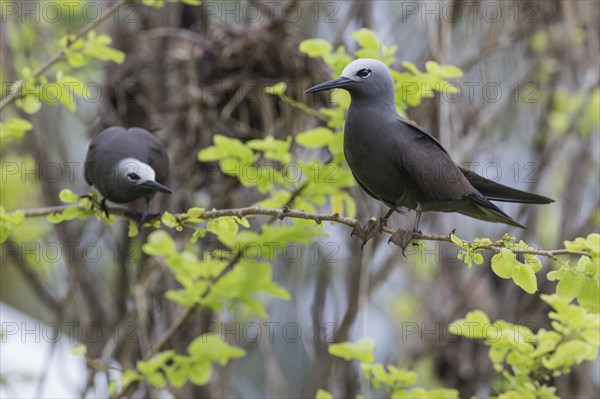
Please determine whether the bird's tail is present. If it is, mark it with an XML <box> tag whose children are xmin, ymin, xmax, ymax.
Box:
<box><xmin>464</xmin><ymin>194</ymin><xmax>526</xmax><ymax>228</ymax></box>
<box><xmin>460</xmin><ymin>167</ymin><xmax>554</xmax><ymax>204</ymax></box>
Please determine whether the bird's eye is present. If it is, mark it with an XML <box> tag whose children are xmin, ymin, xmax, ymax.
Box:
<box><xmin>127</xmin><ymin>172</ymin><xmax>140</xmax><ymax>181</ymax></box>
<box><xmin>357</xmin><ymin>68</ymin><xmax>371</xmax><ymax>78</ymax></box>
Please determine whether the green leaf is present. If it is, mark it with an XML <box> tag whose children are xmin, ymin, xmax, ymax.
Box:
<box><xmin>296</xmin><ymin>127</ymin><xmax>334</xmax><ymax>148</ymax></box>
<box><xmin>556</xmin><ymin>270</ymin><xmax>583</xmax><ymax>300</ymax></box>
<box><xmin>207</xmin><ymin>217</ymin><xmax>239</xmax><ymax>245</ymax></box>
<box><xmin>449</xmin><ymin>234</ymin><xmax>463</xmax><ymax>246</ymax></box>
<box><xmin>214</xmin><ymin>134</ymin><xmax>255</xmax><ymax>162</ymax></box>
<box><xmin>188</xmin><ymin>334</ymin><xmax>246</xmax><ymax>364</ymax></box>
<box><xmin>70</xmin><ymin>344</ymin><xmax>87</xmax><ymax>357</ymax></box>
<box><xmin>425</xmin><ymin>61</ymin><xmax>463</xmax><ymax>78</ymax></box>
<box><xmin>64</xmin><ymin>49</ymin><xmax>87</xmax><ymax>67</ymax></box>
<box><xmin>84</xmin><ymin>33</ymin><xmax>126</xmax><ymax>64</ymax></box>
<box><xmin>328</xmin><ymin>338</ymin><xmax>375</xmax><ymax>363</ymax></box>
<box><xmin>491</xmin><ymin>248</ymin><xmax>515</xmax><ymax>279</ymax></box>
<box><xmin>47</xmin><ymin>212</ymin><xmax>65</xmax><ymax>224</ymax></box>
<box><xmin>511</xmin><ymin>263</ymin><xmax>537</xmax><ymax>294</ymax></box>
<box><xmin>264</xmin><ymin>82</ymin><xmax>287</xmax><ymax>96</ymax></box>
<box><xmin>0</xmin><ymin>206</ymin><xmax>25</xmax><ymax>243</ymax></box>
<box><xmin>186</xmin><ymin>207</ymin><xmax>205</xmax><ymax>219</ymax></box>
<box><xmin>143</xmin><ymin>230</ymin><xmax>176</xmax><ymax>256</ymax></box>
<box><xmin>448</xmin><ymin>310</ymin><xmax>490</xmax><ymax>338</ymax></box>
<box><xmin>59</xmin><ymin>189</ymin><xmax>80</xmax><ymax>204</ymax></box>
<box><xmin>17</xmin><ymin>94</ymin><xmax>42</xmax><ymax>114</ymax></box>
<box><xmin>578</xmin><ymin>278</ymin><xmax>600</xmax><ymax>313</ymax></box>
<box><xmin>161</xmin><ymin>212</ymin><xmax>179</xmax><ymax>228</ymax></box>
<box><xmin>59</xmin><ymin>75</ymin><xmax>89</xmax><ymax>98</ymax></box>
<box><xmin>0</xmin><ymin>118</ymin><xmax>33</xmax><ymax>140</ymax></box>
<box><xmin>315</xmin><ymin>389</ymin><xmax>333</xmax><ymax>399</ymax></box>
<box><xmin>473</xmin><ymin>253</ymin><xmax>484</xmax><ymax>265</ymax></box>
<box><xmin>299</xmin><ymin>39</ymin><xmax>333</xmax><ymax>58</ymax></box>
<box><xmin>351</xmin><ymin>28</ymin><xmax>380</xmax><ymax>51</ymax></box>
<box><xmin>402</xmin><ymin>61</ymin><xmax>422</xmax><ymax>75</ymax></box>
<box><xmin>198</xmin><ymin>146</ymin><xmax>227</xmax><ymax>161</ymax></box>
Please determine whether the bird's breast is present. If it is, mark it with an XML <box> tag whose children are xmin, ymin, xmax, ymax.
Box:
<box><xmin>343</xmin><ymin>116</ymin><xmax>419</xmax><ymax>209</ymax></box>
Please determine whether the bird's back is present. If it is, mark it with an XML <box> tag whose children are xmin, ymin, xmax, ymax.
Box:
<box><xmin>344</xmin><ymin>105</ymin><xmax>477</xmax><ymax>211</ymax></box>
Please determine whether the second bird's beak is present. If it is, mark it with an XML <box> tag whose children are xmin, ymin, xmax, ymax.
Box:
<box><xmin>141</xmin><ymin>180</ymin><xmax>173</xmax><ymax>194</ymax></box>
<box><xmin>305</xmin><ymin>77</ymin><xmax>353</xmax><ymax>93</ymax></box>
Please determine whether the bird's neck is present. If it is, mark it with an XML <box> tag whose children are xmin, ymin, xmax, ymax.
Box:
<box><xmin>347</xmin><ymin>97</ymin><xmax>398</xmax><ymax>118</ymax></box>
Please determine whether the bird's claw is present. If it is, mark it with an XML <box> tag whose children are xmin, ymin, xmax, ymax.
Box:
<box><xmin>351</xmin><ymin>218</ymin><xmax>382</xmax><ymax>249</ymax></box>
<box><xmin>388</xmin><ymin>228</ymin><xmax>416</xmax><ymax>256</ymax></box>
<box><xmin>125</xmin><ymin>210</ymin><xmax>161</xmax><ymax>229</ymax></box>
<box><xmin>100</xmin><ymin>198</ymin><xmax>109</xmax><ymax>218</ymax></box>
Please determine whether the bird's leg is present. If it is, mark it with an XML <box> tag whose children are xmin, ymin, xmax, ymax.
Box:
<box><xmin>388</xmin><ymin>203</ymin><xmax>422</xmax><ymax>256</ymax></box>
<box><xmin>380</xmin><ymin>208</ymin><xmax>395</xmax><ymax>228</ymax></box>
<box><xmin>413</xmin><ymin>203</ymin><xmax>422</xmax><ymax>233</ymax></box>
<box><xmin>100</xmin><ymin>198</ymin><xmax>109</xmax><ymax>218</ymax></box>
<box><xmin>139</xmin><ymin>197</ymin><xmax>162</xmax><ymax>228</ymax></box>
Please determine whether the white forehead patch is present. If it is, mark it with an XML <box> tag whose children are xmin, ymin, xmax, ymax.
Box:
<box><xmin>341</xmin><ymin>58</ymin><xmax>386</xmax><ymax>78</ymax></box>
<box><xmin>116</xmin><ymin>157</ymin><xmax>156</xmax><ymax>181</ymax></box>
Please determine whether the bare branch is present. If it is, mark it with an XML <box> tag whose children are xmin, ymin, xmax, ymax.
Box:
<box><xmin>8</xmin><ymin>203</ymin><xmax>587</xmax><ymax>259</ymax></box>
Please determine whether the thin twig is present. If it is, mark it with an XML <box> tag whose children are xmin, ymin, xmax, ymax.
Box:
<box><xmin>8</xmin><ymin>203</ymin><xmax>588</xmax><ymax>259</ymax></box>
<box><xmin>0</xmin><ymin>0</ymin><xmax>127</xmax><ymax>112</ymax></box>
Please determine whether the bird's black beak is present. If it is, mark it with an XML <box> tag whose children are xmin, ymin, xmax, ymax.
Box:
<box><xmin>141</xmin><ymin>180</ymin><xmax>173</xmax><ymax>194</ymax></box>
<box><xmin>305</xmin><ymin>77</ymin><xmax>353</xmax><ymax>93</ymax></box>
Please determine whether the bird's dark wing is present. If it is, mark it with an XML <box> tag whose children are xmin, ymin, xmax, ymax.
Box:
<box><xmin>84</xmin><ymin>126</ymin><xmax>129</xmax><ymax>187</ymax></box>
<box><xmin>460</xmin><ymin>167</ymin><xmax>554</xmax><ymax>204</ymax></box>
<box><xmin>128</xmin><ymin>128</ymin><xmax>170</xmax><ymax>184</ymax></box>
<box><xmin>391</xmin><ymin>118</ymin><xmax>476</xmax><ymax>201</ymax></box>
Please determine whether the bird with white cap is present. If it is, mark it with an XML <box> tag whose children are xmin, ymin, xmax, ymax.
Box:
<box><xmin>84</xmin><ymin>126</ymin><xmax>172</xmax><ymax>227</ymax></box>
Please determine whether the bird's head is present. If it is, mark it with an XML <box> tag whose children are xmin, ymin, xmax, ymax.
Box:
<box><xmin>305</xmin><ymin>58</ymin><xmax>395</xmax><ymax>102</ymax></box>
<box><xmin>115</xmin><ymin>158</ymin><xmax>172</xmax><ymax>197</ymax></box>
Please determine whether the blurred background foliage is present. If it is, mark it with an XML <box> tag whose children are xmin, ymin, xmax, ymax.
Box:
<box><xmin>0</xmin><ymin>0</ymin><xmax>599</xmax><ymax>398</ymax></box>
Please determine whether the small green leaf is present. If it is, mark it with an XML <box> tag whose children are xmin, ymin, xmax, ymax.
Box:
<box><xmin>512</xmin><ymin>263</ymin><xmax>537</xmax><ymax>294</ymax></box>
<box><xmin>491</xmin><ymin>248</ymin><xmax>515</xmax><ymax>279</ymax></box>
<box><xmin>578</xmin><ymin>278</ymin><xmax>600</xmax><ymax>313</ymax></box>
<box><xmin>448</xmin><ymin>310</ymin><xmax>490</xmax><ymax>338</ymax></box>
<box><xmin>449</xmin><ymin>234</ymin><xmax>463</xmax><ymax>246</ymax></box>
<box><xmin>296</xmin><ymin>127</ymin><xmax>334</xmax><ymax>148</ymax></box>
<box><xmin>328</xmin><ymin>338</ymin><xmax>375</xmax><ymax>363</ymax></box>
<box><xmin>351</xmin><ymin>28</ymin><xmax>380</xmax><ymax>51</ymax></box>
<box><xmin>161</xmin><ymin>212</ymin><xmax>178</xmax><ymax>228</ymax></box>
<box><xmin>207</xmin><ymin>217</ymin><xmax>239</xmax><ymax>245</ymax></box>
<box><xmin>143</xmin><ymin>230</ymin><xmax>176</xmax><ymax>256</ymax></box>
<box><xmin>315</xmin><ymin>389</ymin><xmax>333</xmax><ymax>399</ymax></box>
<box><xmin>0</xmin><ymin>118</ymin><xmax>33</xmax><ymax>140</ymax></box>
<box><xmin>47</xmin><ymin>212</ymin><xmax>65</xmax><ymax>224</ymax></box>
<box><xmin>264</xmin><ymin>82</ymin><xmax>287</xmax><ymax>96</ymax></box>
<box><xmin>473</xmin><ymin>253</ymin><xmax>484</xmax><ymax>265</ymax></box>
<box><xmin>70</xmin><ymin>344</ymin><xmax>87</xmax><ymax>357</ymax></box>
<box><xmin>556</xmin><ymin>270</ymin><xmax>583</xmax><ymax>300</ymax></box>
<box><xmin>59</xmin><ymin>189</ymin><xmax>80</xmax><ymax>204</ymax></box>
<box><xmin>299</xmin><ymin>39</ymin><xmax>333</xmax><ymax>58</ymax></box>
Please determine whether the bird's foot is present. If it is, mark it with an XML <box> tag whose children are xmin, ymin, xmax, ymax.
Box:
<box><xmin>125</xmin><ymin>210</ymin><xmax>161</xmax><ymax>229</ymax></box>
<box><xmin>351</xmin><ymin>218</ymin><xmax>382</xmax><ymax>249</ymax></box>
<box><xmin>388</xmin><ymin>228</ymin><xmax>417</xmax><ymax>256</ymax></box>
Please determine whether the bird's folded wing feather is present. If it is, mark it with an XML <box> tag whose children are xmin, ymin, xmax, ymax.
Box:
<box><xmin>392</xmin><ymin>118</ymin><xmax>475</xmax><ymax>201</ymax></box>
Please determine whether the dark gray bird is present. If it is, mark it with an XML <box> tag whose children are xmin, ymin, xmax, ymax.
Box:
<box><xmin>84</xmin><ymin>126</ymin><xmax>172</xmax><ymax>226</ymax></box>
<box><xmin>306</xmin><ymin>59</ymin><xmax>553</xmax><ymax>249</ymax></box>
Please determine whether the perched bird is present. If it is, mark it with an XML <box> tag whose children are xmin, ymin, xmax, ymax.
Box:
<box><xmin>306</xmin><ymin>59</ymin><xmax>553</xmax><ymax>250</ymax></box>
<box><xmin>84</xmin><ymin>126</ymin><xmax>172</xmax><ymax>226</ymax></box>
